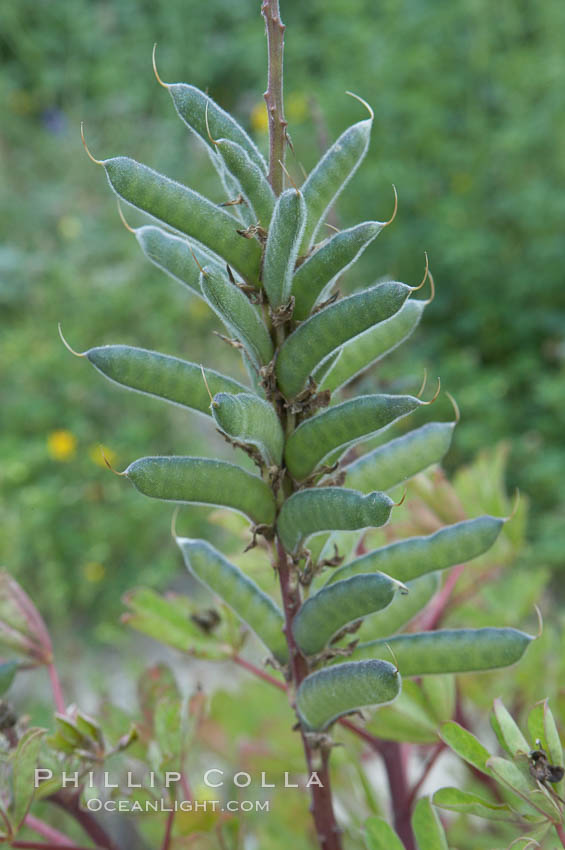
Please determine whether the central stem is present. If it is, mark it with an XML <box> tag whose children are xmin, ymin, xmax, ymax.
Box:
<box><xmin>276</xmin><ymin>541</ymin><xmax>342</xmax><ymax>850</ymax></box>
<box><xmin>262</xmin><ymin>0</ymin><xmax>287</xmax><ymax>195</ymax></box>
<box><xmin>262</xmin><ymin>5</ymin><xmax>342</xmax><ymax>845</ymax></box>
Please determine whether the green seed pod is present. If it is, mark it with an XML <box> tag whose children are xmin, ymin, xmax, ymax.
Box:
<box><xmin>352</xmin><ymin>627</ymin><xmax>534</xmax><ymax>676</ymax></box>
<box><xmin>296</xmin><ymin>659</ymin><xmax>400</xmax><ymax>731</ymax></box>
<box><xmin>211</xmin><ymin>392</ymin><xmax>284</xmax><ymax>466</ymax></box>
<box><xmin>199</xmin><ymin>266</ymin><xmax>274</xmax><ymax>370</ymax></box>
<box><xmin>292</xmin><ymin>221</ymin><xmax>385</xmax><ymax>321</ymax></box>
<box><xmin>84</xmin><ymin>345</ymin><xmax>247</xmax><ymax>417</ymax></box>
<box><xmin>124</xmin><ymin>456</ymin><xmax>275</xmax><ymax>526</ymax></box>
<box><xmin>319</xmin><ymin>300</ymin><xmax>426</xmax><ymax>393</ymax></box>
<box><xmin>166</xmin><ymin>83</ymin><xmax>267</xmax><ymax>173</ymax></box>
<box><xmin>292</xmin><ymin>572</ymin><xmax>406</xmax><ymax>656</ymax></box>
<box><xmin>285</xmin><ymin>394</ymin><xmax>422</xmax><ymax>481</ymax></box>
<box><xmin>176</xmin><ymin>537</ymin><xmax>288</xmax><ymax>663</ymax></box>
<box><xmin>100</xmin><ymin>156</ymin><xmax>262</xmax><ymax>283</ymax></box>
<box><xmin>262</xmin><ymin>189</ymin><xmax>307</xmax><ymax>309</ymax></box>
<box><xmin>275</xmin><ymin>282</ymin><xmax>412</xmax><ymax>399</ymax></box>
<box><xmin>325</xmin><ymin>515</ymin><xmax>504</xmax><ymax>586</ymax></box>
<box><xmin>356</xmin><ymin>574</ymin><xmax>440</xmax><ymax>641</ymax></box>
<box><xmin>133</xmin><ymin>225</ymin><xmax>220</xmax><ymax>297</ymax></box>
<box><xmin>277</xmin><ymin>487</ymin><xmax>394</xmax><ymax>555</ymax></box>
<box><xmin>216</xmin><ymin>139</ymin><xmax>275</xmax><ymax>227</ymax></box>
<box><xmin>345</xmin><ymin>421</ymin><xmax>455</xmax><ymax>493</ymax></box>
<box><xmin>300</xmin><ymin>106</ymin><xmax>373</xmax><ymax>250</ymax></box>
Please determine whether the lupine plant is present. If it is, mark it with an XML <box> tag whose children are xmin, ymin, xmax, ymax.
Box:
<box><xmin>51</xmin><ymin>2</ymin><xmax>540</xmax><ymax>848</ymax></box>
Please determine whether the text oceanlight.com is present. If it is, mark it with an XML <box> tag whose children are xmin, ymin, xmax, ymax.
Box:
<box><xmin>85</xmin><ymin>799</ymin><xmax>271</xmax><ymax>813</ymax></box>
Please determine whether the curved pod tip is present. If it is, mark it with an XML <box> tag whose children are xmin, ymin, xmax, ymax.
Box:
<box><xmin>102</xmin><ymin>449</ymin><xmax>126</xmax><ymax>477</ymax></box>
<box><xmin>58</xmin><ymin>324</ymin><xmax>85</xmax><ymax>358</ymax></box>
<box><xmin>80</xmin><ymin>123</ymin><xmax>104</xmax><ymax>166</ymax></box>
<box><xmin>345</xmin><ymin>91</ymin><xmax>374</xmax><ymax>121</ymax></box>
<box><xmin>116</xmin><ymin>202</ymin><xmax>136</xmax><ymax>234</ymax></box>
<box><xmin>384</xmin><ymin>184</ymin><xmax>398</xmax><ymax>227</ymax></box>
<box><xmin>152</xmin><ymin>43</ymin><xmax>169</xmax><ymax>89</ymax></box>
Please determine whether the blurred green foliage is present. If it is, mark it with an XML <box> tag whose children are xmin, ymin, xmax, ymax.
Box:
<box><xmin>1</xmin><ymin>0</ymin><xmax>564</xmax><ymax>634</ymax></box>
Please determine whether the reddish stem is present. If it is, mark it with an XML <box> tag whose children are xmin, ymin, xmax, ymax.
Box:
<box><xmin>411</xmin><ymin>563</ymin><xmax>466</xmax><ymax>632</ymax></box>
<box><xmin>160</xmin><ymin>808</ymin><xmax>175</xmax><ymax>850</ymax></box>
<box><xmin>24</xmin><ymin>814</ymin><xmax>75</xmax><ymax>847</ymax></box>
<box><xmin>276</xmin><ymin>540</ymin><xmax>342</xmax><ymax>850</ymax></box>
<box><xmin>261</xmin><ymin>0</ymin><xmax>287</xmax><ymax>195</ymax></box>
<box><xmin>379</xmin><ymin>741</ymin><xmax>416</xmax><ymax>850</ymax></box>
<box><xmin>232</xmin><ymin>654</ymin><xmax>286</xmax><ymax>691</ymax></box>
<box><xmin>49</xmin><ymin>791</ymin><xmax>119</xmax><ymax>850</ymax></box>
<box><xmin>554</xmin><ymin>821</ymin><xmax>565</xmax><ymax>847</ymax></box>
<box><xmin>406</xmin><ymin>742</ymin><xmax>446</xmax><ymax>809</ymax></box>
<box><xmin>47</xmin><ymin>662</ymin><xmax>66</xmax><ymax>715</ymax></box>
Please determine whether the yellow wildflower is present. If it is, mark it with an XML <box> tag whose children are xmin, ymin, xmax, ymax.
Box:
<box><xmin>83</xmin><ymin>562</ymin><xmax>106</xmax><ymax>583</ymax></box>
<box><xmin>47</xmin><ymin>430</ymin><xmax>77</xmax><ymax>461</ymax></box>
<box><xmin>250</xmin><ymin>102</ymin><xmax>269</xmax><ymax>134</ymax></box>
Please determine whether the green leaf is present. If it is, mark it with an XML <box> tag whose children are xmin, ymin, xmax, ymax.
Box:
<box><xmin>491</xmin><ymin>698</ymin><xmax>530</xmax><ymax>756</ymax></box>
<box><xmin>412</xmin><ymin>797</ymin><xmax>448</xmax><ymax>850</ymax></box>
<box><xmin>364</xmin><ymin>815</ymin><xmax>405</xmax><ymax>850</ymax></box>
<box><xmin>122</xmin><ymin>587</ymin><xmax>226</xmax><ymax>657</ymax></box>
<box><xmin>528</xmin><ymin>700</ymin><xmax>563</xmax><ymax>769</ymax></box>
<box><xmin>0</xmin><ymin>661</ymin><xmax>18</xmax><ymax>696</ymax></box>
<box><xmin>433</xmin><ymin>787</ymin><xmax>512</xmax><ymax>822</ymax></box>
<box><xmin>11</xmin><ymin>727</ymin><xmax>47</xmax><ymax>829</ymax></box>
<box><xmin>440</xmin><ymin>721</ymin><xmax>491</xmax><ymax>774</ymax></box>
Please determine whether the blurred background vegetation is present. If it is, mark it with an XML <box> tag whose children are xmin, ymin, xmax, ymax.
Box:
<box><xmin>1</xmin><ymin>0</ymin><xmax>564</xmax><ymax>641</ymax></box>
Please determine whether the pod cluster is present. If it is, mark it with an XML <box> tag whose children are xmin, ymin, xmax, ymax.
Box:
<box><xmin>73</xmin><ymin>70</ymin><xmax>533</xmax><ymax>733</ymax></box>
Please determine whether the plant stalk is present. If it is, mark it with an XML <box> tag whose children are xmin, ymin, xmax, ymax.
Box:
<box><xmin>276</xmin><ymin>539</ymin><xmax>343</xmax><ymax>850</ymax></box>
<box><xmin>24</xmin><ymin>815</ymin><xmax>76</xmax><ymax>847</ymax></box>
<box><xmin>262</xmin><ymin>0</ymin><xmax>287</xmax><ymax>195</ymax></box>
<box><xmin>49</xmin><ymin>791</ymin><xmax>119</xmax><ymax>850</ymax></box>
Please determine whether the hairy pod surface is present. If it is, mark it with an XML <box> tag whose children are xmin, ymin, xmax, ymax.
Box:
<box><xmin>356</xmin><ymin>574</ymin><xmax>440</xmax><ymax>641</ymax></box>
<box><xmin>325</xmin><ymin>515</ymin><xmax>504</xmax><ymax>585</ymax></box>
<box><xmin>285</xmin><ymin>394</ymin><xmax>422</xmax><ymax>481</ymax></box>
<box><xmin>133</xmin><ymin>225</ymin><xmax>219</xmax><ymax>297</ymax></box>
<box><xmin>211</xmin><ymin>392</ymin><xmax>284</xmax><ymax>466</ymax></box>
<box><xmin>345</xmin><ymin>421</ymin><xmax>455</xmax><ymax>493</ymax></box>
<box><xmin>101</xmin><ymin>157</ymin><xmax>262</xmax><ymax>283</ymax></box>
<box><xmin>216</xmin><ymin>139</ymin><xmax>275</xmax><ymax>227</ymax></box>
<box><xmin>352</xmin><ymin>628</ymin><xmax>534</xmax><ymax>676</ymax></box>
<box><xmin>277</xmin><ymin>488</ymin><xmax>394</xmax><ymax>555</ymax></box>
<box><xmin>292</xmin><ymin>221</ymin><xmax>385</xmax><ymax>320</ymax></box>
<box><xmin>199</xmin><ymin>267</ymin><xmax>274</xmax><ymax>369</ymax></box>
<box><xmin>275</xmin><ymin>282</ymin><xmax>412</xmax><ymax>399</ymax></box>
<box><xmin>263</xmin><ymin>189</ymin><xmax>306</xmax><ymax>309</ymax></box>
<box><xmin>319</xmin><ymin>299</ymin><xmax>426</xmax><ymax>393</ymax></box>
<box><xmin>166</xmin><ymin>83</ymin><xmax>267</xmax><ymax>174</ymax></box>
<box><xmin>300</xmin><ymin>116</ymin><xmax>372</xmax><ymax>250</ymax></box>
<box><xmin>85</xmin><ymin>345</ymin><xmax>247</xmax><ymax>416</ymax></box>
<box><xmin>292</xmin><ymin>572</ymin><xmax>405</xmax><ymax>656</ymax></box>
<box><xmin>176</xmin><ymin>537</ymin><xmax>288</xmax><ymax>663</ymax></box>
<box><xmin>296</xmin><ymin>659</ymin><xmax>399</xmax><ymax>731</ymax></box>
<box><xmin>124</xmin><ymin>456</ymin><xmax>275</xmax><ymax>526</ymax></box>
